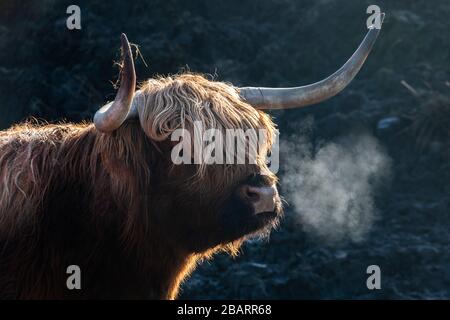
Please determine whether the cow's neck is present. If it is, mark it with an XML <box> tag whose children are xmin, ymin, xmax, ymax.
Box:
<box><xmin>86</xmin><ymin>124</ymin><xmax>199</xmax><ymax>299</ymax></box>
<box><xmin>136</xmin><ymin>236</ymin><xmax>199</xmax><ymax>299</ymax></box>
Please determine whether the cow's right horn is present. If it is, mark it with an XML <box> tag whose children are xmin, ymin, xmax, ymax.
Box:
<box><xmin>94</xmin><ymin>33</ymin><xmax>136</xmax><ymax>133</ymax></box>
<box><xmin>239</xmin><ymin>13</ymin><xmax>385</xmax><ymax>110</ymax></box>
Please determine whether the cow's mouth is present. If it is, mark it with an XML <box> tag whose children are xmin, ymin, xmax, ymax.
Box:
<box><xmin>215</xmin><ymin>197</ymin><xmax>282</xmax><ymax>245</ymax></box>
<box><xmin>255</xmin><ymin>210</ymin><xmax>278</xmax><ymax>221</ymax></box>
<box><xmin>243</xmin><ymin>196</ymin><xmax>283</xmax><ymax>234</ymax></box>
<box><xmin>212</xmin><ymin>176</ymin><xmax>283</xmax><ymax>246</ymax></box>
<box><xmin>253</xmin><ymin>203</ymin><xmax>282</xmax><ymax>227</ymax></box>
<box><xmin>233</xmin><ymin>174</ymin><xmax>283</xmax><ymax>232</ymax></box>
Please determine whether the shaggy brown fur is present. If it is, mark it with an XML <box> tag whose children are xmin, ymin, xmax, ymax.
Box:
<box><xmin>0</xmin><ymin>73</ymin><xmax>281</xmax><ymax>299</ymax></box>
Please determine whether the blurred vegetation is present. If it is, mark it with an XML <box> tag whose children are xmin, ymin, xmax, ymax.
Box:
<box><xmin>1</xmin><ymin>0</ymin><xmax>449</xmax><ymax>131</ymax></box>
<box><xmin>399</xmin><ymin>81</ymin><xmax>450</xmax><ymax>153</ymax></box>
<box><xmin>1</xmin><ymin>0</ymin><xmax>450</xmax><ymax>299</ymax></box>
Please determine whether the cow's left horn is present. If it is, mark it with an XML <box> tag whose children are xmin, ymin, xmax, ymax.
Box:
<box><xmin>94</xmin><ymin>33</ymin><xmax>136</xmax><ymax>133</ymax></box>
<box><xmin>239</xmin><ymin>14</ymin><xmax>384</xmax><ymax>110</ymax></box>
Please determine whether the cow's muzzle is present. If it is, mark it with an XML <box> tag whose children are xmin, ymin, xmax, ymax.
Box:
<box><xmin>238</xmin><ymin>184</ymin><xmax>279</xmax><ymax>215</ymax></box>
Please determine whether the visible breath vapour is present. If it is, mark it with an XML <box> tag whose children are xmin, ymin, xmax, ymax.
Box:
<box><xmin>280</xmin><ymin>120</ymin><xmax>391</xmax><ymax>243</ymax></box>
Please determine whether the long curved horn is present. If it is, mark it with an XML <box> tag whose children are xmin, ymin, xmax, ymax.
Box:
<box><xmin>239</xmin><ymin>14</ymin><xmax>384</xmax><ymax>110</ymax></box>
<box><xmin>94</xmin><ymin>33</ymin><xmax>136</xmax><ymax>132</ymax></box>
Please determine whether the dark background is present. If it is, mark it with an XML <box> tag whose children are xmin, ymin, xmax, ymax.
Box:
<box><xmin>1</xmin><ymin>0</ymin><xmax>449</xmax><ymax>299</ymax></box>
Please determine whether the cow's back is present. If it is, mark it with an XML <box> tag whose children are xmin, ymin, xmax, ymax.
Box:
<box><xmin>0</xmin><ymin>123</ymin><xmax>87</xmax><ymax>229</ymax></box>
<box><xmin>0</xmin><ymin>123</ymin><xmax>97</xmax><ymax>298</ymax></box>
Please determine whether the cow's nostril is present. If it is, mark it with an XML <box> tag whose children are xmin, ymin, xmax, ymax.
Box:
<box><xmin>244</xmin><ymin>186</ymin><xmax>261</xmax><ymax>202</ymax></box>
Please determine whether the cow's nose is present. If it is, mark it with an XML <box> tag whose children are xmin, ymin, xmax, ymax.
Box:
<box><xmin>239</xmin><ymin>185</ymin><xmax>277</xmax><ymax>214</ymax></box>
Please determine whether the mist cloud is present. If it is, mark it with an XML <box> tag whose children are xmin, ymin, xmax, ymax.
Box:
<box><xmin>280</xmin><ymin>122</ymin><xmax>391</xmax><ymax>243</ymax></box>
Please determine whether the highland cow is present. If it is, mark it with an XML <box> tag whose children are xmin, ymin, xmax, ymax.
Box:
<box><xmin>0</xmin><ymin>22</ymin><xmax>382</xmax><ymax>299</ymax></box>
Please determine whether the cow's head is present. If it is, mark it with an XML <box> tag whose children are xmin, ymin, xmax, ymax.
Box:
<box><xmin>93</xmin><ymin>21</ymin><xmax>382</xmax><ymax>253</ymax></box>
